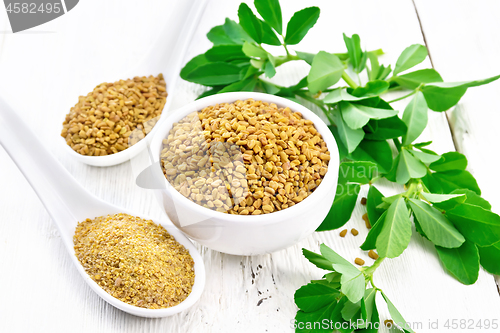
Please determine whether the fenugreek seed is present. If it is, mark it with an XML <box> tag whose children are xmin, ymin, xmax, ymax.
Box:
<box><xmin>368</xmin><ymin>250</ymin><xmax>379</xmax><ymax>260</ymax></box>
<box><xmin>362</xmin><ymin>213</ymin><xmax>371</xmax><ymax>229</ymax></box>
<box><xmin>351</xmin><ymin>228</ymin><xmax>359</xmax><ymax>236</ymax></box>
<box><xmin>360</xmin><ymin>197</ymin><xmax>367</xmax><ymax>205</ymax></box>
<box><xmin>354</xmin><ymin>258</ymin><xmax>365</xmax><ymax>266</ymax></box>
<box><xmin>161</xmin><ymin>99</ymin><xmax>329</xmax><ymax>215</ymax></box>
<box><xmin>262</xmin><ymin>204</ymin><xmax>273</xmax><ymax>213</ymax></box>
<box><xmin>384</xmin><ymin>320</ymin><xmax>394</xmax><ymax>328</ymax></box>
<box><xmin>339</xmin><ymin>229</ymin><xmax>348</xmax><ymax>237</ymax></box>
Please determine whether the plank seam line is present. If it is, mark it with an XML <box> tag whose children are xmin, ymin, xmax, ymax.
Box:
<box><xmin>413</xmin><ymin>0</ymin><xmax>500</xmax><ymax>298</ymax></box>
<box><xmin>411</xmin><ymin>0</ymin><xmax>459</xmax><ymax>152</ymax></box>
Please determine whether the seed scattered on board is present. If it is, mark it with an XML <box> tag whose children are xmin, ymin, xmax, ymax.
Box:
<box><xmin>368</xmin><ymin>250</ymin><xmax>379</xmax><ymax>260</ymax></box>
<box><xmin>351</xmin><ymin>228</ymin><xmax>359</xmax><ymax>236</ymax></box>
<box><xmin>362</xmin><ymin>213</ymin><xmax>371</xmax><ymax>229</ymax></box>
<box><xmin>354</xmin><ymin>258</ymin><xmax>365</xmax><ymax>266</ymax></box>
<box><xmin>339</xmin><ymin>229</ymin><xmax>348</xmax><ymax>237</ymax></box>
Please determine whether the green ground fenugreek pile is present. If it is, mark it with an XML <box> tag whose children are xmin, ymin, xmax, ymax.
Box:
<box><xmin>161</xmin><ymin>99</ymin><xmax>330</xmax><ymax>215</ymax></box>
<box><xmin>61</xmin><ymin>74</ymin><xmax>167</xmax><ymax>156</ymax></box>
<box><xmin>73</xmin><ymin>214</ymin><xmax>195</xmax><ymax>309</ymax></box>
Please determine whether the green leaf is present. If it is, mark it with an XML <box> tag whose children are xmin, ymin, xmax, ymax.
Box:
<box><xmin>206</xmin><ymin>25</ymin><xmax>236</xmax><ymax>45</ymax></box>
<box><xmin>219</xmin><ymin>77</ymin><xmax>258</xmax><ymax>93</ymax></box>
<box><xmin>302</xmin><ymin>248</ymin><xmax>334</xmax><ymax>271</ymax></box>
<box><xmin>340</xmin><ymin>273</ymin><xmax>365</xmax><ymax>303</ymax></box>
<box><xmin>223</xmin><ymin>18</ymin><xmax>254</xmax><ymax>44</ymax></box>
<box><xmin>392</xmin><ymin>68</ymin><xmax>443</xmax><ymax>89</ymax></box>
<box><xmin>185</xmin><ymin>62</ymin><xmax>242</xmax><ymax>86</ymax></box>
<box><xmin>349</xmin><ymin>139</ymin><xmax>393</xmax><ymax>174</ymax></box>
<box><xmin>362</xmin><ymin>288</ymin><xmax>377</xmax><ymax>324</ymax></box>
<box><xmin>421</xmin><ymin>74</ymin><xmax>500</xmax><ymax>111</ymax></box>
<box><xmin>260</xmin><ymin>80</ymin><xmax>280</xmax><ymax>95</ymax></box>
<box><xmin>205</xmin><ymin>44</ymin><xmax>247</xmax><ymax>62</ymax></box>
<box><xmin>376</xmin><ymin>197</ymin><xmax>412</xmax><ymax>258</ymax></box>
<box><xmin>393</xmin><ymin>44</ymin><xmax>428</xmax><ymax>75</ymax></box>
<box><xmin>238</xmin><ymin>3</ymin><xmax>262</xmax><ymax>43</ymax></box>
<box><xmin>381</xmin><ymin>292</ymin><xmax>415</xmax><ymax>333</ymax></box>
<box><xmin>422</xmin><ymin>85</ymin><xmax>467</xmax><ymax>112</ymax></box>
<box><xmin>254</xmin><ymin>0</ymin><xmax>282</xmax><ymax>34</ymax></box>
<box><xmin>332</xmin><ymin>108</ymin><xmax>365</xmax><ymax>153</ymax></box>
<box><xmin>357</xmin><ymin>300</ymin><xmax>380</xmax><ymax>333</ymax></box>
<box><xmin>316</xmin><ymin>183</ymin><xmax>360</xmax><ymax>231</ymax></box>
<box><xmin>341</xmin><ymin>299</ymin><xmax>362</xmax><ymax>321</ymax></box>
<box><xmin>328</xmin><ymin>125</ymin><xmax>348</xmax><ymax>160</ymax></box>
<box><xmin>350</xmin><ymin>80</ymin><xmax>389</xmax><ymax>97</ymax></box>
<box><xmin>364</xmin><ymin>116</ymin><xmax>407</xmax><ymax>141</ymax></box>
<box><xmin>367</xmin><ymin>186</ymin><xmax>385</xmax><ymax>226</ymax></box>
<box><xmin>409</xmin><ymin>149</ymin><xmax>441</xmax><ymax>164</ymax></box>
<box><xmin>340</xmin><ymin>101</ymin><xmax>398</xmax><ymax>129</ymax></box>
<box><xmin>242</xmin><ymin>42</ymin><xmax>268</xmax><ymax>59</ymax></box>
<box><xmin>259</xmin><ymin>19</ymin><xmax>281</xmax><ymax>45</ymax></box>
<box><xmin>450</xmin><ymin>189</ymin><xmax>491</xmax><ymax>210</ymax></box>
<box><xmin>264</xmin><ymin>61</ymin><xmax>276</xmax><ymax>78</ymax></box>
<box><xmin>433</xmin><ymin>170</ymin><xmax>480</xmax><ymax>194</ymax></box>
<box><xmin>296</xmin><ymin>51</ymin><xmax>315</xmax><ymax>65</ymax></box>
<box><xmin>396</xmin><ymin>149</ymin><xmax>427</xmax><ymax>184</ymax></box>
<box><xmin>295</xmin><ymin>282</ymin><xmax>341</xmax><ymax>312</ymax></box>
<box><xmin>361</xmin><ymin>210</ymin><xmax>387</xmax><ymax>251</ymax></box>
<box><xmin>180</xmin><ymin>54</ymin><xmax>210</xmax><ymax>81</ymax></box>
<box><xmin>320</xmin><ymin>244</ymin><xmax>360</xmax><ymax>277</ymax></box>
<box><xmin>196</xmin><ymin>86</ymin><xmax>224</xmax><ymax>100</ymax></box>
<box><xmin>323</xmin><ymin>89</ymin><xmax>374</xmax><ymax>104</ymax></box>
<box><xmin>367</xmin><ymin>52</ymin><xmax>392</xmax><ymax>81</ymax></box>
<box><xmin>343</xmin><ymin>33</ymin><xmax>366</xmax><ymax>73</ymax></box>
<box><xmin>446</xmin><ymin>203</ymin><xmax>500</xmax><ymax>246</ymax></box>
<box><xmin>478</xmin><ymin>242</ymin><xmax>500</xmax><ymax>275</ymax></box>
<box><xmin>421</xmin><ymin>192</ymin><xmax>466</xmax><ymax>210</ymax></box>
<box><xmin>284</xmin><ymin>7</ymin><xmax>320</xmax><ymax>45</ymax></box>
<box><xmin>429</xmin><ymin>152</ymin><xmax>467</xmax><ymax>172</ymax></box>
<box><xmin>436</xmin><ymin>240</ymin><xmax>479</xmax><ymax>285</ymax></box>
<box><xmin>408</xmin><ymin>199</ymin><xmax>465</xmax><ymax>248</ymax></box>
<box><xmin>308</xmin><ymin>51</ymin><xmax>344</xmax><ymax>94</ymax></box>
<box><xmin>402</xmin><ymin>91</ymin><xmax>428</xmax><ymax>145</ymax></box>
<box><xmin>295</xmin><ymin>301</ymin><xmax>340</xmax><ymax>333</ymax></box>
<box><xmin>338</xmin><ymin>161</ymin><xmax>377</xmax><ymax>184</ymax></box>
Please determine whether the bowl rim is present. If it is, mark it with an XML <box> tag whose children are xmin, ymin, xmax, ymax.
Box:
<box><xmin>150</xmin><ymin>92</ymin><xmax>340</xmax><ymax>225</ymax></box>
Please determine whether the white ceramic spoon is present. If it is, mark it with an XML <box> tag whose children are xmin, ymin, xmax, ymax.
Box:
<box><xmin>0</xmin><ymin>96</ymin><xmax>205</xmax><ymax>318</ymax></box>
<box><xmin>60</xmin><ymin>0</ymin><xmax>208</xmax><ymax>167</ymax></box>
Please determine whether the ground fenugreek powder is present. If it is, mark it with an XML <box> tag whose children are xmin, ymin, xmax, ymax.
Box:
<box><xmin>161</xmin><ymin>99</ymin><xmax>330</xmax><ymax>215</ymax></box>
<box><xmin>73</xmin><ymin>214</ymin><xmax>195</xmax><ymax>309</ymax></box>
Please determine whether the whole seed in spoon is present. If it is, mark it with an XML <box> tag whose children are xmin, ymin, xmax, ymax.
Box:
<box><xmin>73</xmin><ymin>213</ymin><xmax>195</xmax><ymax>309</ymax></box>
<box><xmin>160</xmin><ymin>99</ymin><xmax>330</xmax><ymax>215</ymax></box>
<box><xmin>61</xmin><ymin>74</ymin><xmax>167</xmax><ymax>156</ymax></box>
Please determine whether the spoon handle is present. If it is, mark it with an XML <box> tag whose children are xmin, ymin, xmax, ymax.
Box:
<box><xmin>0</xmin><ymin>97</ymin><xmax>97</xmax><ymax>244</ymax></box>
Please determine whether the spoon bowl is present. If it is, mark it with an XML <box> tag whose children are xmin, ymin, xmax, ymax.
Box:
<box><xmin>60</xmin><ymin>0</ymin><xmax>208</xmax><ymax>167</ymax></box>
<box><xmin>0</xmin><ymin>97</ymin><xmax>205</xmax><ymax>318</ymax></box>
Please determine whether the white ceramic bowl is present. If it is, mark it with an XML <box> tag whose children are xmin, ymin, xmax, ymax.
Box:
<box><xmin>149</xmin><ymin>92</ymin><xmax>339</xmax><ymax>255</ymax></box>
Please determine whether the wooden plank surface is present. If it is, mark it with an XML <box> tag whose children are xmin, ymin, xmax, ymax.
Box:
<box><xmin>413</xmin><ymin>0</ymin><xmax>500</xmax><ymax>289</ymax></box>
<box><xmin>0</xmin><ymin>1</ymin><xmax>498</xmax><ymax>332</ymax></box>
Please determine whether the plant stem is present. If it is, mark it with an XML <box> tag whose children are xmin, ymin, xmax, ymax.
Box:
<box><xmin>342</xmin><ymin>72</ymin><xmax>358</xmax><ymax>88</ymax></box>
<box><xmin>274</xmin><ymin>54</ymin><xmax>300</xmax><ymax>67</ymax></box>
<box><xmin>387</xmin><ymin>89</ymin><xmax>417</xmax><ymax>103</ymax></box>
<box><xmin>393</xmin><ymin>138</ymin><xmax>402</xmax><ymax>151</ymax></box>
<box><xmin>364</xmin><ymin>257</ymin><xmax>385</xmax><ymax>277</ymax></box>
<box><xmin>284</xmin><ymin>43</ymin><xmax>291</xmax><ymax>57</ymax></box>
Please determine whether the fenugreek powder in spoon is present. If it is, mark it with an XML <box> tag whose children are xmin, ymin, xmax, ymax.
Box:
<box><xmin>73</xmin><ymin>214</ymin><xmax>195</xmax><ymax>309</ymax></box>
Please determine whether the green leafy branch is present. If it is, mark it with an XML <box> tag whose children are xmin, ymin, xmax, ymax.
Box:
<box><xmin>179</xmin><ymin>0</ymin><xmax>500</xmax><ymax>331</ymax></box>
